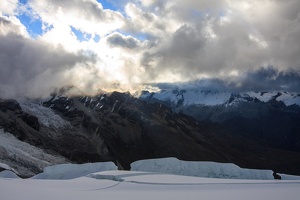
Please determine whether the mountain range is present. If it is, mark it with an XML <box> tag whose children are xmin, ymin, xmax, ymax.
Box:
<box><xmin>1</xmin><ymin>90</ymin><xmax>300</xmax><ymax>177</ymax></box>
<box><xmin>141</xmin><ymin>89</ymin><xmax>300</xmax><ymax>152</ymax></box>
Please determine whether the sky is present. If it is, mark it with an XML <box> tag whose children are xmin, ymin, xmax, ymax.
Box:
<box><xmin>0</xmin><ymin>0</ymin><xmax>300</xmax><ymax>98</ymax></box>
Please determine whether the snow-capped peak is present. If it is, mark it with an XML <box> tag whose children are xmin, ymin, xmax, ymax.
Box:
<box><xmin>140</xmin><ymin>89</ymin><xmax>300</xmax><ymax>107</ymax></box>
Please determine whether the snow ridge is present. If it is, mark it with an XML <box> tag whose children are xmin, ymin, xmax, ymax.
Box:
<box><xmin>141</xmin><ymin>89</ymin><xmax>300</xmax><ymax>107</ymax></box>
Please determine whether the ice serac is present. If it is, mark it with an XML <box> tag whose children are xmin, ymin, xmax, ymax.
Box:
<box><xmin>32</xmin><ymin>162</ymin><xmax>117</xmax><ymax>179</ymax></box>
<box><xmin>131</xmin><ymin>157</ymin><xmax>275</xmax><ymax>180</ymax></box>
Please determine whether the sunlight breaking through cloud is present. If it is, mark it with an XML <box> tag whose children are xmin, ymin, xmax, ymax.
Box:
<box><xmin>0</xmin><ymin>0</ymin><xmax>300</xmax><ymax>98</ymax></box>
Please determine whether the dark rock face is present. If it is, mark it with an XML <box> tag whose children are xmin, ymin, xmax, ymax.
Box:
<box><xmin>1</xmin><ymin>92</ymin><xmax>300</xmax><ymax>176</ymax></box>
<box><xmin>0</xmin><ymin>100</ymin><xmax>22</xmax><ymax>112</ymax></box>
<box><xmin>19</xmin><ymin>114</ymin><xmax>40</xmax><ymax>131</ymax></box>
<box><xmin>180</xmin><ymin>102</ymin><xmax>300</xmax><ymax>152</ymax></box>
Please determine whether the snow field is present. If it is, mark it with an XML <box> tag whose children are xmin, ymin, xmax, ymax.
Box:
<box><xmin>1</xmin><ymin>170</ymin><xmax>300</xmax><ymax>200</ymax></box>
<box><xmin>1</xmin><ymin>158</ymin><xmax>300</xmax><ymax>199</ymax></box>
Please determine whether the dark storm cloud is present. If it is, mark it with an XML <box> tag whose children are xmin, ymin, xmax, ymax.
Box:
<box><xmin>153</xmin><ymin>67</ymin><xmax>300</xmax><ymax>93</ymax></box>
<box><xmin>0</xmin><ymin>33</ymin><xmax>95</xmax><ymax>98</ymax></box>
<box><xmin>237</xmin><ymin>67</ymin><xmax>300</xmax><ymax>92</ymax></box>
<box><xmin>137</xmin><ymin>0</ymin><xmax>300</xmax><ymax>84</ymax></box>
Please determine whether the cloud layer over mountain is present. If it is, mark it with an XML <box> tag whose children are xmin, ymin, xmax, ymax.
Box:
<box><xmin>0</xmin><ymin>0</ymin><xmax>300</xmax><ymax>98</ymax></box>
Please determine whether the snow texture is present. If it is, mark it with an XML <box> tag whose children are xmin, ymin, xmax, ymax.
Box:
<box><xmin>17</xmin><ymin>98</ymin><xmax>70</xmax><ymax>128</ymax></box>
<box><xmin>141</xmin><ymin>90</ymin><xmax>300</xmax><ymax>106</ymax></box>
<box><xmin>32</xmin><ymin>162</ymin><xmax>118</xmax><ymax>180</ymax></box>
<box><xmin>276</xmin><ymin>92</ymin><xmax>300</xmax><ymax>106</ymax></box>
<box><xmin>0</xmin><ymin>129</ymin><xmax>68</xmax><ymax>176</ymax></box>
<box><xmin>131</xmin><ymin>157</ymin><xmax>275</xmax><ymax>180</ymax></box>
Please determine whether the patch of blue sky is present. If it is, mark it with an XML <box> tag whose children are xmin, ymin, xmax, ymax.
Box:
<box><xmin>18</xmin><ymin>0</ymin><xmax>28</xmax><ymax>5</ymax></box>
<box><xmin>18</xmin><ymin>13</ymin><xmax>43</xmax><ymax>38</ymax></box>
<box><xmin>70</xmin><ymin>26</ymin><xmax>95</xmax><ymax>42</ymax></box>
<box><xmin>17</xmin><ymin>0</ymin><xmax>44</xmax><ymax>38</ymax></box>
<box><xmin>96</xmin><ymin>0</ymin><xmax>118</xmax><ymax>10</ymax></box>
<box><xmin>96</xmin><ymin>0</ymin><xmax>130</xmax><ymax>15</ymax></box>
<box><xmin>93</xmin><ymin>34</ymin><xmax>101</xmax><ymax>42</ymax></box>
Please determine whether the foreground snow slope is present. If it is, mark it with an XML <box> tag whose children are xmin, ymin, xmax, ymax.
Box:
<box><xmin>0</xmin><ymin>129</ymin><xmax>68</xmax><ymax>177</ymax></box>
<box><xmin>1</xmin><ymin>170</ymin><xmax>300</xmax><ymax>200</ymax></box>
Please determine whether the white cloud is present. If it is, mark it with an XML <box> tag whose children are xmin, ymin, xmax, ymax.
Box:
<box><xmin>140</xmin><ymin>0</ymin><xmax>157</xmax><ymax>7</ymax></box>
<box><xmin>0</xmin><ymin>16</ymin><xmax>28</xmax><ymax>37</ymax></box>
<box><xmin>29</xmin><ymin>0</ymin><xmax>125</xmax><ymax>37</ymax></box>
<box><xmin>124</xmin><ymin>2</ymin><xmax>180</xmax><ymax>38</ymax></box>
<box><xmin>0</xmin><ymin>0</ymin><xmax>19</xmax><ymax>16</ymax></box>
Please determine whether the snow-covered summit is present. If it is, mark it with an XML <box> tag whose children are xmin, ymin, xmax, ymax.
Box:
<box><xmin>140</xmin><ymin>89</ymin><xmax>300</xmax><ymax>107</ymax></box>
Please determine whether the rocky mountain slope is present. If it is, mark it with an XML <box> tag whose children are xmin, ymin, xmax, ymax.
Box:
<box><xmin>1</xmin><ymin>91</ymin><xmax>300</xmax><ymax>177</ymax></box>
